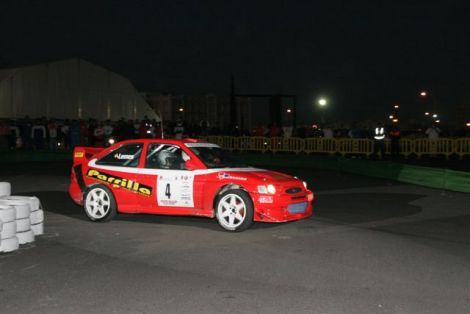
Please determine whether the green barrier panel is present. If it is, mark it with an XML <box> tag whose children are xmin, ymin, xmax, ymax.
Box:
<box><xmin>443</xmin><ymin>169</ymin><xmax>470</xmax><ymax>193</ymax></box>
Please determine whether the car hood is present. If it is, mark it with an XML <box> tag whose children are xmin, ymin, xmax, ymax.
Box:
<box><xmin>214</xmin><ymin>168</ymin><xmax>298</xmax><ymax>184</ymax></box>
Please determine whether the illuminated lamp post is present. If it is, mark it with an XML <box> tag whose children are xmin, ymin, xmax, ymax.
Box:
<box><xmin>317</xmin><ymin>97</ymin><xmax>328</xmax><ymax>124</ymax></box>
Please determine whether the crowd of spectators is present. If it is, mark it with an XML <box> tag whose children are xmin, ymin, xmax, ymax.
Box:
<box><xmin>0</xmin><ymin>116</ymin><xmax>469</xmax><ymax>152</ymax></box>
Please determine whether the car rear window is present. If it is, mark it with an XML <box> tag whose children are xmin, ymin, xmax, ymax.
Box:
<box><xmin>96</xmin><ymin>143</ymin><xmax>143</xmax><ymax>167</ymax></box>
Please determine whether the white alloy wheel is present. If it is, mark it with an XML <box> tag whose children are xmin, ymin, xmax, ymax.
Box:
<box><xmin>84</xmin><ymin>186</ymin><xmax>116</xmax><ymax>221</ymax></box>
<box><xmin>216</xmin><ymin>190</ymin><xmax>253</xmax><ymax>232</ymax></box>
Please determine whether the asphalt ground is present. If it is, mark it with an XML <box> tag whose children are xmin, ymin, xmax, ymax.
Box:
<box><xmin>0</xmin><ymin>161</ymin><xmax>469</xmax><ymax>314</ymax></box>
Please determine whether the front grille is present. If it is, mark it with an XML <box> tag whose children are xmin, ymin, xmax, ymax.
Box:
<box><xmin>285</xmin><ymin>187</ymin><xmax>301</xmax><ymax>194</ymax></box>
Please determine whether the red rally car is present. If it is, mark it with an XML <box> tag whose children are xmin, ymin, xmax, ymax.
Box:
<box><xmin>69</xmin><ymin>139</ymin><xmax>314</xmax><ymax>232</ymax></box>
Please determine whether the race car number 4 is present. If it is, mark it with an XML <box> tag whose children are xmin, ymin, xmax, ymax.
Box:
<box><xmin>157</xmin><ymin>172</ymin><xmax>194</xmax><ymax>207</ymax></box>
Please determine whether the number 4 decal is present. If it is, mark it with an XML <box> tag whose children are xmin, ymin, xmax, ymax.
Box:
<box><xmin>165</xmin><ymin>183</ymin><xmax>171</xmax><ymax>199</ymax></box>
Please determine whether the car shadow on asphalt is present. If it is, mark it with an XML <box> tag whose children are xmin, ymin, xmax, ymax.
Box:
<box><xmin>30</xmin><ymin>191</ymin><xmax>284</xmax><ymax>232</ymax></box>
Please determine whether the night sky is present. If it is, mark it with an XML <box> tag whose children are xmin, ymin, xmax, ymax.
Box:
<box><xmin>1</xmin><ymin>0</ymin><xmax>469</xmax><ymax>124</ymax></box>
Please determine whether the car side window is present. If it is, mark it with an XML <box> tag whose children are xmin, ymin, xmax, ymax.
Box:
<box><xmin>145</xmin><ymin>144</ymin><xmax>187</xmax><ymax>170</ymax></box>
<box><xmin>96</xmin><ymin>143</ymin><xmax>143</xmax><ymax>167</ymax></box>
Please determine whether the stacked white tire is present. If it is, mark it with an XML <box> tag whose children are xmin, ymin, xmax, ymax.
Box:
<box><xmin>0</xmin><ymin>182</ymin><xmax>11</xmax><ymax>197</ymax></box>
<box><xmin>0</xmin><ymin>204</ymin><xmax>19</xmax><ymax>252</ymax></box>
<box><xmin>0</xmin><ymin>183</ymin><xmax>44</xmax><ymax>253</ymax></box>
<box><xmin>3</xmin><ymin>196</ymin><xmax>44</xmax><ymax>236</ymax></box>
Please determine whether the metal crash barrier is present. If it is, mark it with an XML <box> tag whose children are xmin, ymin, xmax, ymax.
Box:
<box><xmin>201</xmin><ymin>136</ymin><xmax>470</xmax><ymax>159</ymax></box>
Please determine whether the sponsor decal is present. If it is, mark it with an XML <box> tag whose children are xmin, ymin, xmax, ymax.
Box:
<box><xmin>114</xmin><ymin>153</ymin><xmax>134</xmax><ymax>160</ymax></box>
<box><xmin>87</xmin><ymin>169</ymin><xmax>152</xmax><ymax>196</ymax></box>
<box><xmin>258</xmin><ymin>196</ymin><xmax>273</xmax><ymax>204</ymax></box>
<box><xmin>74</xmin><ymin>151</ymin><xmax>84</xmax><ymax>158</ymax></box>
<box><xmin>217</xmin><ymin>172</ymin><xmax>247</xmax><ymax>181</ymax></box>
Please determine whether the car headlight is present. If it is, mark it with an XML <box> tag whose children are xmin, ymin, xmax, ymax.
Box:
<box><xmin>303</xmin><ymin>181</ymin><xmax>307</xmax><ymax>189</ymax></box>
<box><xmin>258</xmin><ymin>184</ymin><xmax>276</xmax><ymax>195</ymax></box>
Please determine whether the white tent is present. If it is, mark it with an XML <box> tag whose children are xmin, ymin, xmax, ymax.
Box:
<box><xmin>0</xmin><ymin>59</ymin><xmax>159</xmax><ymax>121</ymax></box>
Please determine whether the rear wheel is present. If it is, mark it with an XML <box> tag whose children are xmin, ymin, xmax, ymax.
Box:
<box><xmin>215</xmin><ymin>189</ymin><xmax>253</xmax><ymax>232</ymax></box>
<box><xmin>84</xmin><ymin>185</ymin><xmax>117</xmax><ymax>222</ymax></box>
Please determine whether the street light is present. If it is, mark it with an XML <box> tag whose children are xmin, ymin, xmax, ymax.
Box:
<box><xmin>432</xmin><ymin>113</ymin><xmax>438</xmax><ymax>118</ymax></box>
<box><xmin>389</xmin><ymin>115</ymin><xmax>394</xmax><ymax>119</ymax></box>
<box><xmin>425</xmin><ymin>112</ymin><xmax>430</xmax><ymax>116</ymax></box>
<box><xmin>394</xmin><ymin>104</ymin><xmax>399</xmax><ymax>109</ymax></box>
<box><xmin>318</xmin><ymin>98</ymin><xmax>327</xmax><ymax>107</ymax></box>
<box><xmin>178</xmin><ymin>107</ymin><xmax>184</xmax><ymax>112</ymax></box>
<box><xmin>420</xmin><ymin>91</ymin><xmax>427</xmax><ymax>97</ymax></box>
<box><xmin>286</xmin><ymin>108</ymin><xmax>292</xmax><ymax>113</ymax></box>
<box><xmin>466</xmin><ymin>122</ymin><xmax>470</xmax><ymax>127</ymax></box>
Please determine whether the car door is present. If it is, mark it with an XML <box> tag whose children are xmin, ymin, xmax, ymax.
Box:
<box><xmin>137</xmin><ymin>143</ymin><xmax>203</xmax><ymax>215</ymax></box>
<box><xmin>88</xmin><ymin>142</ymin><xmax>143</xmax><ymax>212</ymax></box>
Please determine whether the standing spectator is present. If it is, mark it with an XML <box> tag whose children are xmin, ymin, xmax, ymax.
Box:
<box><xmin>69</xmin><ymin>120</ymin><xmax>81</xmax><ymax>149</ymax></box>
<box><xmin>269</xmin><ymin>123</ymin><xmax>281</xmax><ymax>137</ymax></box>
<box><xmin>0</xmin><ymin>119</ymin><xmax>10</xmax><ymax>151</ymax></box>
<box><xmin>253</xmin><ymin>123</ymin><xmax>265</xmax><ymax>137</ymax></box>
<box><xmin>31</xmin><ymin>119</ymin><xmax>46</xmax><ymax>150</ymax></box>
<box><xmin>389</xmin><ymin>125</ymin><xmax>401</xmax><ymax>158</ymax></box>
<box><xmin>61</xmin><ymin>120</ymin><xmax>70</xmax><ymax>149</ymax></box>
<box><xmin>88</xmin><ymin>119</ymin><xmax>97</xmax><ymax>147</ymax></box>
<box><xmin>425</xmin><ymin>124</ymin><xmax>440</xmax><ymax>139</ymax></box>
<box><xmin>93</xmin><ymin>122</ymin><xmax>105</xmax><ymax>147</ymax></box>
<box><xmin>80</xmin><ymin>120</ymin><xmax>89</xmax><ymax>146</ymax></box>
<box><xmin>174</xmin><ymin>120</ymin><xmax>184</xmax><ymax>139</ymax></box>
<box><xmin>373</xmin><ymin>122</ymin><xmax>386</xmax><ymax>160</ymax></box>
<box><xmin>103</xmin><ymin>120</ymin><xmax>114</xmax><ymax>143</ymax></box>
<box><xmin>20</xmin><ymin>115</ymin><xmax>32</xmax><ymax>149</ymax></box>
<box><xmin>47</xmin><ymin>119</ymin><xmax>58</xmax><ymax>150</ymax></box>
<box><xmin>322</xmin><ymin>125</ymin><xmax>334</xmax><ymax>139</ymax></box>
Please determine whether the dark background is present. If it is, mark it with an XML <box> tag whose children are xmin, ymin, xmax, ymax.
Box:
<box><xmin>1</xmin><ymin>0</ymin><xmax>469</xmax><ymax>123</ymax></box>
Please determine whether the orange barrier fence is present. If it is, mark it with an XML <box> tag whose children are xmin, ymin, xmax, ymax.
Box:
<box><xmin>201</xmin><ymin>137</ymin><xmax>470</xmax><ymax>158</ymax></box>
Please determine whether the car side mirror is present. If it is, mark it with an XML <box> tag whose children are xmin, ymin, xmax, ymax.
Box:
<box><xmin>185</xmin><ymin>159</ymin><xmax>197</xmax><ymax>170</ymax></box>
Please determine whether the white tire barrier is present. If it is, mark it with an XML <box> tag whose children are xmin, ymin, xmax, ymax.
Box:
<box><xmin>0</xmin><ymin>236</ymin><xmax>19</xmax><ymax>253</ymax></box>
<box><xmin>0</xmin><ymin>205</ymin><xmax>16</xmax><ymax>223</ymax></box>
<box><xmin>1</xmin><ymin>196</ymin><xmax>40</xmax><ymax>211</ymax></box>
<box><xmin>17</xmin><ymin>230</ymin><xmax>35</xmax><ymax>244</ymax></box>
<box><xmin>16</xmin><ymin>218</ymin><xmax>31</xmax><ymax>233</ymax></box>
<box><xmin>0</xmin><ymin>182</ymin><xmax>11</xmax><ymax>197</ymax></box>
<box><xmin>1</xmin><ymin>221</ymin><xmax>16</xmax><ymax>239</ymax></box>
<box><xmin>31</xmin><ymin>223</ymin><xmax>44</xmax><ymax>236</ymax></box>
<box><xmin>0</xmin><ymin>183</ymin><xmax>44</xmax><ymax>253</ymax></box>
<box><xmin>30</xmin><ymin>210</ymin><xmax>44</xmax><ymax>224</ymax></box>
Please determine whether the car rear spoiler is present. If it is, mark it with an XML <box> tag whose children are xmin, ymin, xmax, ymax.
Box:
<box><xmin>73</xmin><ymin>147</ymin><xmax>104</xmax><ymax>164</ymax></box>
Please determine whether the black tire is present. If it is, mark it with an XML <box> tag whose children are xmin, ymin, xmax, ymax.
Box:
<box><xmin>215</xmin><ymin>189</ymin><xmax>254</xmax><ymax>232</ymax></box>
<box><xmin>83</xmin><ymin>184</ymin><xmax>117</xmax><ymax>222</ymax></box>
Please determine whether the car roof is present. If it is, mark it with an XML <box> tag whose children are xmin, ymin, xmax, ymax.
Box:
<box><xmin>117</xmin><ymin>138</ymin><xmax>205</xmax><ymax>146</ymax></box>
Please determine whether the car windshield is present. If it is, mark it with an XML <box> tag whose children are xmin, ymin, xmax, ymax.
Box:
<box><xmin>188</xmin><ymin>146</ymin><xmax>246</xmax><ymax>168</ymax></box>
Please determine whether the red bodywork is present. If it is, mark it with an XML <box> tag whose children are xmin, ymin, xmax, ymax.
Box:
<box><xmin>69</xmin><ymin>139</ymin><xmax>314</xmax><ymax>223</ymax></box>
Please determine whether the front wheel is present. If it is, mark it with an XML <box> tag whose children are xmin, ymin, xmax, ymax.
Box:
<box><xmin>215</xmin><ymin>189</ymin><xmax>253</xmax><ymax>232</ymax></box>
<box><xmin>83</xmin><ymin>184</ymin><xmax>117</xmax><ymax>222</ymax></box>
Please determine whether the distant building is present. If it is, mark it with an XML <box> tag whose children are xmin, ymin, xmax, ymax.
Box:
<box><xmin>143</xmin><ymin>93</ymin><xmax>252</xmax><ymax>130</ymax></box>
<box><xmin>0</xmin><ymin>59</ymin><xmax>158</xmax><ymax>121</ymax></box>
